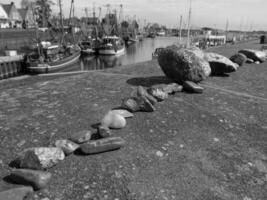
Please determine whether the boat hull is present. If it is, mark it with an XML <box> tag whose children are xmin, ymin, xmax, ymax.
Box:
<box><xmin>27</xmin><ymin>51</ymin><xmax>81</xmax><ymax>74</ymax></box>
<box><xmin>98</xmin><ymin>46</ymin><xmax>125</xmax><ymax>55</ymax></box>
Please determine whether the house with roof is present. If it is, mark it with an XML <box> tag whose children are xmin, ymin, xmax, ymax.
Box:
<box><xmin>18</xmin><ymin>6</ymin><xmax>35</xmax><ymax>28</ymax></box>
<box><xmin>2</xmin><ymin>2</ymin><xmax>22</xmax><ymax>28</ymax></box>
<box><xmin>0</xmin><ymin>4</ymin><xmax>9</xmax><ymax>28</ymax></box>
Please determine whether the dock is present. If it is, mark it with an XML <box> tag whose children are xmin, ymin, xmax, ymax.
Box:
<box><xmin>0</xmin><ymin>55</ymin><xmax>24</xmax><ymax>79</ymax></box>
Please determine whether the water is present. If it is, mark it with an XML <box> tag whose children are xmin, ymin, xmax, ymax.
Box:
<box><xmin>63</xmin><ymin>37</ymin><xmax>184</xmax><ymax>72</ymax></box>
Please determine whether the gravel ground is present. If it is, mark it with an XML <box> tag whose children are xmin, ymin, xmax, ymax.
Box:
<box><xmin>0</xmin><ymin>40</ymin><xmax>266</xmax><ymax>200</ymax></box>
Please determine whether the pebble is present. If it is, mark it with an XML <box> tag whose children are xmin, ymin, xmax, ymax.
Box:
<box><xmin>98</xmin><ymin>124</ymin><xmax>113</xmax><ymax>138</ymax></box>
<box><xmin>156</xmin><ymin>151</ymin><xmax>164</xmax><ymax>157</ymax></box>
<box><xmin>17</xmin><ymin>140</ymin><xmax>26</xmax><ymax>147</ymax></box>
<box><xmin>213</xmin><ymin>138</ymin><xmax>220</xmax><ymax>142</ymax></box>
<box><xmin>110</xmin><ymin>109</ymin><xmax>134</xmax><ymax>118</ymax></box>
<box><xmin>80</xmin><ymin>137</ymin><xmax>126</xmax><ymax>154</ymax></box>
<box><xmin>0</xmin><ymin>186</ymin><xmax>33</xmax><ymax>200</ymax></box>
<box><xmin>69</xmin><ymin>130</ymin><xmax>92</xmax><ymax>144</ymax></box>
<box><xmin>137</xmin><ymin>86</ymin><xmax>158</xmax><ymax>105</ymax></box>
<box><xmin>55</xmin><ymin>139</ymin><xmax>80</xmax><ymax>155</ymax></box>
<box><xmin>179</xmin><ymin>144</ymin><xmax>184</xmax><ymax>148</ymax></box>
<box><xmin>14</xmin><ymin>147</ymin><xmax>65</xmax><ymax>170</ymax></box>
<box><xmin>147</xmin><ymin>87</ymin><xmax>168</xmax><ymax>101</ymax></box>
<box><xmin>101</xmin><ymin>111</ymin><xmax>126</xmax><ymax>129</ymax></box>
<box><xmin>183</xmin><ymin>81</ymin><xmax>204</xmax><ymax>93</ymax></box>
<box><xmin>255</xmin><ymin>61</ymin><xmax>260</xmax><ymax>64</ymax></box>
<box><xmin>10</xmin><ymin>169</ymin><xmax>52</xmax><ymax>190</ymax></box>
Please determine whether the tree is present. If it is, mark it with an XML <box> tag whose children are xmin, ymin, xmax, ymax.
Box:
<box><xmin>21</xmin><ymin>0</ymin><xmax>34</xmax><ymax>8</ymax></box>
<box><xmin>35</xmin><ymin>0</ymin><xmax>55</xmax><ymax>27</ymax></box>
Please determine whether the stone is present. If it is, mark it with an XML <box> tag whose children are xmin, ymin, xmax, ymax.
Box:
<box><xmin>246</xmin><ymin>58</ymin><xmax>254</xmax><ymax>63</ymax></box>
<box><xmin>110</xmin><ymin>109</ymin><xmax>134</xmax><ymax>118</ymax></box>
<box><xmin>0</xmin><ymin>186</ymin><xmax>33</xmax><ymax>200</ymax></box>
<box><xmin>204</xmin><ymin>52</ymin><xmax>238</xmax><ymax>75</ymax></box>
<box><xmin>98</xmin><ymin>124</ymin><xmax>113</xmax><ymax>138</ymax></box>
<box><xmin>121</xmin><ymin>97</ymin><xmax>140</xmax><ymax>112</ymax></box>
<box><xmin>122</xmin><ymin>97</ymin><xmax>155</xmax><ymax>112</ymax></box>
<box><xmin>147</xmin><ymin>88</ymin><xmax>168</xmax><ymax>101</ymax></box>
<box><xmin>9</xmin><ymin>169</ymin><xmax>52</xmax><ymax>190</ymax></box>
<box><xmin>55</xmin><ymin>139</ymin><xmax>79</xmax><ymax>155</ymax></box>
<box><xmin>69</xmin><ymin>130</ymin><xmax>92</xmax><ymax>144</ymax></box>
<box><xmin>183</xmin><ymin>81</ymin><xmax>204</xmax><ymax>93</ymax></box>
<box><xmin>158</xmin><ymin>47</ymin><xmax>209</xmax><ymax>84</ymax></box>
<box><xmin>13</xmin><ymin>147</ymin><xmax>65</xmax><ymax>170</ymax></box>
<box><xmin>152</xmin><ymin>83</ymin><xmax>183</xmax><ymax>94</ymax></box>
<box><xmin>137</xmin><ymin>86</ymin><xmax>157</xmax><ymax>105</ymax></box>
<box><xmin>255</xmin><ymin>61</ymin><xmax>260</xmax><ymax>64</ymax></box>
<box><xmin>101</xmin><ymin>111</ymin><xmax>126</xmax><ymax>129</ymax></box>
<box><xmin>230</xmin><ymin>53</ymin><xmax>247</xmax><ymax>66</ymax></box>
<box><xmin>80</xmin><ymin>137</ymin><xmax>126</xmax><ymax>154</ymax></box>
<box><xmin>239</xmin><ymin>49</ymin><xmax>266</xmax><ymax>63</ymax></box>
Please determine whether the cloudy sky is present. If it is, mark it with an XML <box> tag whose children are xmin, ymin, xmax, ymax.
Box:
<box><xmin>3</xmin><ymin>0</ymin><xmax>267</xmax><ymax>30</ymax></box>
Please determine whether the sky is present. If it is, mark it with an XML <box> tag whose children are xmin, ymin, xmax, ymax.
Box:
<box><xmin>2</xmin><ymin>0</ymin><xmax>267</xmax><ymax>30</ymax></box>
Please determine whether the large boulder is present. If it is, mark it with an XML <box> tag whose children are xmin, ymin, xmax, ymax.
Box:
<box><xmin>158</xmin><ymin>47</ymin><xmax>210</xmax><ymax>84</ymax></box>
<box><xmin>13</xmin><ymin>147</ymin><xmax>65</xmax><ymax>170</ymax></box>
<box><xmin>238</xmin><ymin>49</ymin><xmax>266</xmax><ymax>63</ymax></box>
<box><xmin>204</xmin><ymin>52</ymin><xmax>238</xmax><ymax>75</ymax></box>
<box><xmin>230</xmin><ymin>53</ymin><xmax>247</xmax><ymax>66</ymax></box>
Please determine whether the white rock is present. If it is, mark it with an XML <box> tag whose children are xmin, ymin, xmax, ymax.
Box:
<box><xmin>101</xmin><ymin>111</ymin><xmax>126</xmax><ymax>129</ymax></box>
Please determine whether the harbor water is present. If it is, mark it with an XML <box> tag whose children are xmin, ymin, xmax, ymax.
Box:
<box><xmin>61</xmin><ymin>37</ymin><xmax>185</xmax><ymax>72</ymax></box>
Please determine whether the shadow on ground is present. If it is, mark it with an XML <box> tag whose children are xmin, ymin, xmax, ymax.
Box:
<box><xmin>126</xmin><ymin>76</ymin><xmax>173</xmax><ymax>87</ymax></box>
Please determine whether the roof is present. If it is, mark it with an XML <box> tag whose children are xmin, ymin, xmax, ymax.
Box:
<box><xmin>18</xmin><ymin>8</ymin><xmax>27</xmax><ymax>19</ymax></box>
<box><xmin>0</xmin><ymin>5</ymin><xmax>8</xmax><ymax>19</ymax></box>
<box><xmin>2</xmin><ymin>4</ymin><xmax>12</xmax><ymax>15</ymax></box>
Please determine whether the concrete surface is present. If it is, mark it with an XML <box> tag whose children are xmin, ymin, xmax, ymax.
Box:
<box><xmin>0</xmin><ymin>40</ymin><xmax>266</xmax><ymax>200</ymax></box>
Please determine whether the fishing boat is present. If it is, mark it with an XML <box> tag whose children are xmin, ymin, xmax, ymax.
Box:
<box><xmin>25</xmin><ymin>0</ymin><xmax>81</xmax><ymax>74</ymax></box>
<box><xmin>79</xmin><ymin>39</ymin><xmax>96</xmax><ymax>55</ymax></box>
<box><xmin>25</xmin><ymin>44</ymin><xmax>80</xmax><ymax>73</ymax></box>
<box><xmin>98</xmin><ymin>36</ymin><xmax>125</xmax><ymax>55</ymax></box>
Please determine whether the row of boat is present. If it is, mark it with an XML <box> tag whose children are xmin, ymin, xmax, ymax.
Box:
<box><xmin>25</xmin><ymin>35</ymin><xmax>126</xmax><ymax>74</ymax></box>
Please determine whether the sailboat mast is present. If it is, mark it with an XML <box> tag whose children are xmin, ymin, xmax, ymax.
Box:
<box><xmin>58</xmin><ymin>0</ymin><xmax>64</xmax><ymax>43</ymax></box>
<box><xmin>179</xmin><ymin>15</ymin><xmax>183</xmax><ymax>44</ymax></box>
<box><xmin>186</xmin><ymin>0</ymin><xmax>192</xmax><ymax>48</ymax></box>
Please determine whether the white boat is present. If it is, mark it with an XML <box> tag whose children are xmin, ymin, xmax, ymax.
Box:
<box><xmin>98</xmin><ymin>36</ymin><xmax>125</xmax><ymax>55</ymax></box>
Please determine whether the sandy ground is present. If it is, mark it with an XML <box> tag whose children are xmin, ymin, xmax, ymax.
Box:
<box><xmin>0</xmin><ymin>40</ymin><xmax>266</xmax><ymax>200</ymax></box>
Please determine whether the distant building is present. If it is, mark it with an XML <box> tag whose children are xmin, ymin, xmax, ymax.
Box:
<box><xmin>0</xmin><ymin>4</ymin><xmax>9</xmax><ymax>28</ymax></box>
<box><xmin>2</xmin><ymin>2</ymin><xmax>22</xmax><ymax>28</ymax></box>
<box><xmin>18</xmin><ymin>6</ymin><xmax>35</xmax><ymax>28</ymax></box>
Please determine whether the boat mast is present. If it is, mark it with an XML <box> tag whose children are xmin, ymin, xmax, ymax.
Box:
<box><xmin>186</xmin><ymin>0</ymin><xmax>192</xmax><ymax>48</ymax></box>
<box><xmin>58</xmin><ymin>0</ymin><xmax>64</xmax><ymax>44</ymax></box>
<box><xmin>179</xmin><ymin>15</ymin><xmax>183</xmax><ymax>44</ymax></box>
<box><xmin>225</xmin><ymin>19</ymin><xmax>229</xmax><ymax>45</ymax></box>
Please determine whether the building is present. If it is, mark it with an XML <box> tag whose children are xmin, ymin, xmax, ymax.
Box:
<box><xmin>2</xmin><ymin>2</ymin><xmax>22</xmax><ymax>28</ymax></box>
<box><xmin>18</xmin><ymin>7</ymin><xmax>35</xmax><ymax>28</ymax></box>
<box><xmin>0</xmin><ymin>4</ymin><xmax>9</xmax><ymax>28</ymax></box>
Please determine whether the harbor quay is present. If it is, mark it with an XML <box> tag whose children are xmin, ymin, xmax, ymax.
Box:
<box><xmin>0</xmin><ymin>40</ymin><xmax>266</xmax><ymax>200</ymax></box>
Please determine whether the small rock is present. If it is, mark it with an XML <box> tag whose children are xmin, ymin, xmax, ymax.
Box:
<box><xmin>230</xmin><ymin>53</ymin><xmax>247</xmax><ymax>66</ymax></box>
<box><xmin>239</xmin><ymin>49</ymin><xmax>266</xmax><ymax>63</ymax></box>
<box><xmin>204</xmin><ymin>52</ymin><xmax>237</xmax><ymax>75</ymax></box>
<box><xmin>156</xmin><ymin>151</ymin><xmax>164</xmax><ymax>157</ymax></box>
<box><xmin>9</xmin><ymin>169</ymin><xmax>52</xmax><ymax>190</ymax></box>
<box><xmin>98</xmin><ymin>124</ymin><xmax>113</xmax><ymax>138</ymax></box>
<box><xmin>147</xmin><ymin>88</ymin><xmax>168</xmax><ymax>101</ymax></box>
<box><xmin>137</xmin><ymin>86</ymin><xmax>158</xmax><ymax>105</ymax></box>
<box><xmin>69</xmin><ymin>130</ymin><xmax>92</xmax><ymax>144</ymax></box>
<box><xmin>13</xmin><ymin>147</ymin><xmax>65</xmax><ymax>170</ymax></box>
<box><xmin>255</xmin><ymin>61</ymin><xmax>260</xmax><ymax>64</ymax></box>
<box><xmin>80</xmin><ymin>137</ymin><xmax>126</xmax><ymax>154</ymax></box>
<box><xmin>110</xmin><ymin>109</ymin><xmax>134</xmax><ymax>118</ymax></box>
<box><xmin>101</xmin><ymin>111</ymin><xmax>126</xmax><ymax>129</ymax></box>
<box><xmin>183</xmin><ymin>81</ymin><xmax>204</xmax><ymax>93</ymax></box>
<box><xmin>0</xmin><ymin>186</ymin><xmax>33</xmax><ymax>200</ymax></box>
<box><xmin>213</xmin><ymin>138</ymin><xmax>220</xmax><ymax>142</ymax></box>
<box><xmin>55</xmin><ymin>139</ymin><xmax>79</xmax><ymax>155</ymax></box>
<box><xmin>17</xmin><ymin>140</ymin><xmax>26</xmax><ymax>148</ymax></box>
<box><xmin>121</xmin><ymin>97</ymin><xmax>140</xmax><ymax>112</ymax></box>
